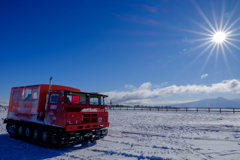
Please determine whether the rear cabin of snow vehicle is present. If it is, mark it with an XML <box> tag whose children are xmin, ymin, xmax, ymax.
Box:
<box><xmin>4</xmin><ymin>79</ymin><xmax>109</xmax><ymax>148</ymax></box>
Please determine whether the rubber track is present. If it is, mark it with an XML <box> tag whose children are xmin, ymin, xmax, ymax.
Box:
<box><xmin>6</xmin><ymin>121</ymin><xmax>107</xmax><ymax>149</ymax></box>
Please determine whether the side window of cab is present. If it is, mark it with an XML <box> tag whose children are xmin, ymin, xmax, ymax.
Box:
<box><xmin>50</xmin><ymin>94</ymin><xmax>59</xmax><ymax>104</ymax></box>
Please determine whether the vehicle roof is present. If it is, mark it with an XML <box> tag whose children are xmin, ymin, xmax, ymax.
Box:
<box><xmin>11</xmin><ymin>84</ymin><xmax>107</xmax><ymax>97</ymax></box>
<box><xmin>12</xmin><ymin>84</ymin><xmax>43</xmax><ymax>88</ymax></box>
<box><xmin>51</xmin><ymin>90</ymin><xmax>108</xmax><ymax>97</ymax></box>
<box><xmin>12</xmin><ymin>84</ymin><xmax>81</xmax><ymax>92</ymax></box>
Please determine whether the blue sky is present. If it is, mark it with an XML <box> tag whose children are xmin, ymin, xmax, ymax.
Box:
<box><xmin>1</xmin><ymin>0</ymin><xmax>240</xmax><ymax>105</ymax></box>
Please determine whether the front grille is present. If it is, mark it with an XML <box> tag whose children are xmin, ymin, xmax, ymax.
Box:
<box><xmin>91</xmin><ymin>114</ymin><xmax>97</xmax><ymax>123</ymax></box>
<box><xmin>83</xmin><ymin>114</ymin><xmax>97</xmax><ymax>123</ymax></box>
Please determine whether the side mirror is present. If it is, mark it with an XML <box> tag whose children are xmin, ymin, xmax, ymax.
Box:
<box><xmin>59</xmin><ymin>95</ymin><xmax>63</xmax><ymax>103</ymax></box>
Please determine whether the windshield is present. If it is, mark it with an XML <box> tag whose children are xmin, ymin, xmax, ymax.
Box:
<box><xmin>66</xmin><ymin>93</ymin><xmax>86</xmax><ymax>104</ymax></box>
<box><xmin>88</xmin><ymin>95</ymin><xmax>104</xmax><ymax>105</ymax></box>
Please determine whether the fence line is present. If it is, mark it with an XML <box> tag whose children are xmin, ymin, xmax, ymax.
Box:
<box><xmin>106</xmin><ymin>106</ymin><xmax>240</xmax><ymax>113</ymax></box>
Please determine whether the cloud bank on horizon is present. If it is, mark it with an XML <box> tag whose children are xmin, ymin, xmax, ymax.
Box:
<box><xmin>103</xmin><ymin>79</ymin><xmax>240</xmax><ymax>105</ymax></box>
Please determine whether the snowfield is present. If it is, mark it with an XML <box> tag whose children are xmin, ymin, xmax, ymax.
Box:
<box><xmin>1</xmin><ymin>110</ymin><xmax>240</xmax><ymax>160</ymax></box>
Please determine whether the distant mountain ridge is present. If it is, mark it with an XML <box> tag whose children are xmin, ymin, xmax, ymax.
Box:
<box><xmin>172</xmin><ymin>97</ymin><xmax>240</xmax><ymax>108</ymax></box>
<box><xmin>231</xmin><ymin>99</ymin><xmax>240</xmax><ymax>103</ymax></box>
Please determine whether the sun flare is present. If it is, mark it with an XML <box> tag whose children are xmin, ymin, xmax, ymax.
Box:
<box><xmin>183</xmin><ymin>1</ymin><xmax>240</xmax><ymax>75</ymax></box>
<box><xmin>213</xmin><ymin>32</ymin><xmax>226</xmax><ymax>43</ymax></box>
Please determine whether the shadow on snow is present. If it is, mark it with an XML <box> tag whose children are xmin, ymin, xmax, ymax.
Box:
<box><xmin>0</xmin><ymin>133</ymin><xmax>96</xmax><ymax>160</ymax></box>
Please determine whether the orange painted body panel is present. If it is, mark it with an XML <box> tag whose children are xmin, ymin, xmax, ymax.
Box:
<box><xmin>7</xmin><ymin>84</ymin><xmax>80</xmax><ymax>124</ymax></box>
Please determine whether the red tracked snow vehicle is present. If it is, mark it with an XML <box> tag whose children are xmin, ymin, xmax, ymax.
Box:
<box><xmin>4</xmin><ymin>78</ymin><xmax>109</xmax><ymax>148</ymax></box>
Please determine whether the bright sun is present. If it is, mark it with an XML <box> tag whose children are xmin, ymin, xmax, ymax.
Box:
<box><xmin>213</xmin><ymin>32</ymin><xmax>226</xmax><ymax>43</ymax></box>
<box><xmin>183</xmin><ymin>1</ymin><xmax>240</xmax><ymax>75</ymax></box>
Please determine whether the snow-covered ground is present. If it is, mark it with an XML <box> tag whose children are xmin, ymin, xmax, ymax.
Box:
<box><xmin>1</xmin><ymin>110</ymin><xmax>240</xmax><ymax>160</ymax></box>
<box><xmin>0</xmin><ymin>106</ymin><xmax>7</xmax><ymax>112</ymax></box>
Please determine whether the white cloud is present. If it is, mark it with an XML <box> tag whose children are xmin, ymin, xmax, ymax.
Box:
<box><xmin>125</xmin><ymin>82</ymin><xmax>168</xmax><ymax>91</ymax></box>
<box><xmin>201</xmin><ymin>74</ymin><xmax>208</xmax><ymax>79</ymax></box>
<box><xmin>125</xmin><ymin>84</ymin><xmax>135</xmax><ymax>90</ymax></box>
<box><xmin>161</xmin><ymin>82</ymin><xmax>168</xmax><ymax>86</ymax></box>
<box><xmin>138</xmin><ymin>82</ymin><xmax>152</xmax><ymax>90</ymax></box>
<box><xmin>103</xmin><ymin>79</ymin><xmax>240</xmax><ymax>105</ymax></box>
<box><xmin>115</xmin><ymin>99</ymin><xmax>198</xmax><ymax>106</ymax></box>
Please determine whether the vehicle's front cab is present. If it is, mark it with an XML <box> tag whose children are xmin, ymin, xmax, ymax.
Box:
<box><xmin>44</xmin><ymin>90</ymin><xmax>109</xmax><ymax>131</ymax></box>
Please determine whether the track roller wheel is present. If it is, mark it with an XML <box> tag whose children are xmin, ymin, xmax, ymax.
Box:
<box><xmin>42</xmin><ymin>131</ymin><xmax>48</xmax><ymax>142</ymax></box>
<box><xmin>33</xmin><ymin>130</ymin><xmax>38</xmax><ymax>139</ymax></box>
<box><xmin>6</xmin><ymin>123</ymin><xmax>16</xmax><ymax>137</ymax></box>
<box><xmin>18</xmin><ymin>126</ymin><xmax>23</xmax><ymax>136</ymax></box>
<box><xmin>51</xmin><ymin>133</ymin><xmax>61</xmax><ymax>148</ymax></box>
<box><xmin>25</xmin><ymin>128</ymin><xmax>30</xmax><ymax>138</ymax></box>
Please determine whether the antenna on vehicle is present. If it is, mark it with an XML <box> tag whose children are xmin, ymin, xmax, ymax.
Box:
<box><xmin>49</xmin><ymin>77</ymin><xmax>52</xmax><ymax>92</ymax></box>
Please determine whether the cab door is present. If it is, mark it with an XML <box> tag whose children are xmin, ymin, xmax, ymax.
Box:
<box><xmin>44</xmin><ymin>91</ymin><xmax>64</xmax><ymax>127</ymax></box>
